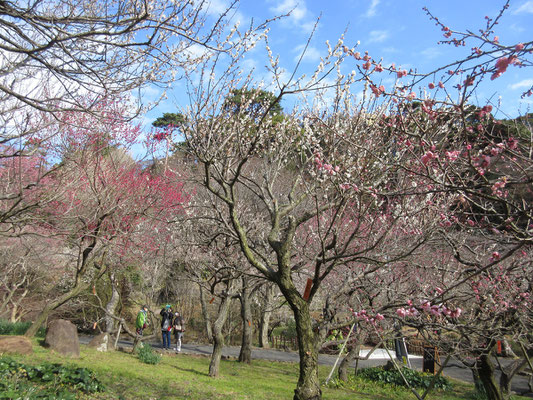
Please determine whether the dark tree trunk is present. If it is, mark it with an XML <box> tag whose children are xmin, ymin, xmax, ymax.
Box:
<box><xmin>258</xmin><ymin>283</ymin><xmax>274</xmax><ymax>348</ymax></box>
<box><xmin>292</xmin><ymin>304</ymin><xmax>321</xmax><ymax>400</ymax></box>
<box><xmin>199</xmin><ymin>283</ymin><xmax>213</xmax><ymax>342</ymax></box>
<box><xmin>277</xmin><ymin>274</ymin><xmax>321</xmax><ymax>400</ymax></box>
<box><xmin>339</xmin><ymin>343</ymin><xmax>360</xmax><ymax>382</ymax></box>
<box><xmin>476</xmin><ymin>354</ymin><xmax>503</xmax><ymax>400</ymax></box>
<box><xmin>208</xmin><ymin>281</ymin><xmax>234</xmax><ymax>377</ymax></box>
<box><xmin>238</xmin><ymin>279</ymin><xmax>253</xmax><ymax>363</ymax></box>
<box><xmin>209</xmin><ymin>329</ymin><xmax>225</xmax><ymax>377</ymax></box>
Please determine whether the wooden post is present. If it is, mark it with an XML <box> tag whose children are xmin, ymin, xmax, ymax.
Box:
<box><xmin>302</xmin><ymin>278</ymin><xmax>313</xmax><ymax>301</ymax></box>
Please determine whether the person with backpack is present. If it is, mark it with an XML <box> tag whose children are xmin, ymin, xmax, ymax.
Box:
<box><xmin>136</xmin><ymin>305</ymin><xmax>149</xmax><ymax>336</ymax></box>
<box><xmin>173</xmin><ymin>311</ymin><xmax>185</xmax><ymax>352</ymax></box>
<box><xmin>160</xmin><ymin>304</ymin><xmax>173</xmax><ymax>350</ymax></box>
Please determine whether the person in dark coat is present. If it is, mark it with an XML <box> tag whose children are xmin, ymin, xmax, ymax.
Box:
<box><xmin>160</xmin><ymin>304</ymin><xmax>173</xmax><ymax>349</ymax></box>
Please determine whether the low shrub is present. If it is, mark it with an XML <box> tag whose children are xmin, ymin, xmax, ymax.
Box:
<box><xmin>136</xmin><ymin>343</ymin><xmax>161</xmax><ymax>365</ymax></box>
<box><xmin>0</xmin><ymin>319</ymin><xmax>46</xmax><ymax>337</ymax></box>
<box><xmin>0</xmin><ymin>355</ymin><xmax>104</xmax><ymax>398</ymax></box>
<box><xmin>357</xmin><ymin>366</ymin><xmax>451</xmax><ymax>390</ymax></box>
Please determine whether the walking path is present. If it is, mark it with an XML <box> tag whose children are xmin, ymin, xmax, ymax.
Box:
<box><xmin>80</xmin><ymin>336</ymin><xmax>533</xmax><ymax>397</ymax></box>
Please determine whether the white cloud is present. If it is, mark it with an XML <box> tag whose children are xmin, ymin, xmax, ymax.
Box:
<box><xmin>367</xmin><ymin>30</ymin><xmax>389</xmax><ymax>43</ymax></box>
<box><xmin>509</xmin><ymin>78</ymin><xmax>533</xmax><ymax>90</ymax></box>
<box><xmin>513</xmin><ymin>1</ymin><xmax>533</xmax><ymax>14</ymax></box>
<box><xmin>241</xmin><ymin>58</ymin><xmax>259</xmax><ymax>75</ymax></box>
<box><xmin>271</xmin><ymin>0</ymin><xmax>308</xmax><ymax>21</ymax></box>
<box><xmin>365</xmin><ymin>0</ymin><xmax>381</xmax><ymax>18</ymax></box>
<box><xmin>293</xmin><ymin>44</ymin><xmax>321</xmax><ymax>63</ymax></box>
<box><xmin>420</xmin><ymin>47</ymin><xmax>442</xmax><ymax>60</ymax></box>
<box><xmin>269</xmin><ymin>0</ymin><xmax>316</xmax><ymax>34</ymax></box>
<box><xmin>205</xmin><ymin>1</ymin><xmax>248</xmax><ymax>36</ymax></box>
<box><xmin>381</xmin><ymin>47</ymin><xmax>399</xmax><ymax>54</ymax></box>
<box><xmin>509</xmin><ymin>23</ymin><xmax>525</xmax><ymax>33</ymax></box>
<box><xmin>141</xmin><ymin>85</ymin><xmax>162</xmax><ymax>101</ymax></box>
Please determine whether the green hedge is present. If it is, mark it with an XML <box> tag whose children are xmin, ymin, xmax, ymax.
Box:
<box><xmin>358</xmin><ymin>366</ymin><xmax>451</xmax><ymax>390</ymax></box>
<box><xmin>0</xmin><ymin>319</ymin><xmax>46</xmax><ymax>337</ymax></box>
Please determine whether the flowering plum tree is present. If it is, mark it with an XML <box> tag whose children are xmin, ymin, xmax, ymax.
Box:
<box><xmin>21</xmin><ymin>97</ymin><xmax>189</xmax><ymax>336</ymax></box>
<box><xmin>177</xmin><ymin>54</ymin><xmax>443</xmax><ymax>398</ymax></box>
<box><xmin>339</xmin><ymin>3</ymin><xmax>533</xmax><ymax>396</ymax></box>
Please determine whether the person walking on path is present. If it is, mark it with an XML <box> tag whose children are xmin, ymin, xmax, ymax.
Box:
<box><xmin>160</xmin><ymin>304</ymin><xmax>173</xmax><ymax>350</ymax></box>
<box><xmin>173</xmin><ymin>311</ymin><xmax>185</xmax><ymax>352</ymax></box>
<box><xmin>136</xmin><ymin>305</ymin><xmax>149</xmax><ymax>336</ymax></box>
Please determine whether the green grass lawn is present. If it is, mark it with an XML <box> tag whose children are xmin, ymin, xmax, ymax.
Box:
<box><xmin>4</xmin><ymin>338</ymin><xmax>530</xmax><ymax>400</ymax></box>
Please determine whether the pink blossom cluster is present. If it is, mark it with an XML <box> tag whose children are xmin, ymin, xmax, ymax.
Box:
<box><xmin>477</xmin><ymin>105</ymin><xmax>493</xmax><ymax>119</ymax></box>
<box><xmin>395</xmin><ymin>306</ymin><xmax>418</xmax><ymax>317</ymax></box>
<box><xmin>397</xmin><ymin>299</ymin><xmax>462</xmax><ymax>319</ymax></box>
<box><xmin>340</xmin><ymin>183</ymin><xmax>359</xmax><ymax>192</ymax></box>
<box><xmin>491</xmin><ymin>177</ymin><xmax>508</xmax><ymax>197</ymax></box>
<box><xmin>439</xmin><ymin>213</ymin><xmax>459</xmax><ymax>228</ymax></box>
<box><xmin>444</xmin><ymin>150</ymin><xmax>460</xmax><ymax>161</ymax></box>
<box><xmin>354</xmin><ymin>309</ymin><xmax>385</xmax><ymax>324</ymax></box>
<box><xmin>153</xmin><ymin>130</ymin><xmax>171</xmax><ymax>142</ymax></box>
<box><xmin>421</xmin><ymin>151</ymin><xmax>437</xmax><ymax>166</ymax></box>
<box><xmin>314</xmin><ymin>152</ymin><xmax>339</xmax><ymax>176</ymax></box>
<box><xmin>491</xmin><ymin>55</ymin><xmax>520</xmax><ymax>80</ymax></box>
<box><xmin>507</xmin><ymin>137</ymin><xmax>518</xmax><ymax>150</ymax></box>
<box><xmin>463</xmin><ymin>76</ymin><xmax>475</xmax><ymax>87</ymax></box>
<box><xmin>397</xmin><ymin>69</ymin><xmax>408</xmax><ymax>79</ymax></box>
<box><xmin>370</xmin><ymin>84</ymin><xmax>385</xmax><ymax>97</ymax></box>
<box><xmin>489</xmin><ymin>251</ymin><xmax>501</xmax><ymax>262</ymax></box>
<box><xmin>489</xmin><ymin>143</ymin><xmax>505</xmax><ymax>156</ymax></box>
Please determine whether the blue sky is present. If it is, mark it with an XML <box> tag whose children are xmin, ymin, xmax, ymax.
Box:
<box><xmin>138</xmin><ymin>0</ymin><xmax>533</xmax><ymax>157</ymax></box>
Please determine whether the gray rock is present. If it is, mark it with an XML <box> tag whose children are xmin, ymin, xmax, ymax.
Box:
<box><xmin>45</xmin><ymin>319</ymin><xmax>80</xmax><ymax>357</ymax></box>
<box><xmin>88</xmin><ymin>332</ymin><xmax>110</xmax><ymax>352</ymax></box>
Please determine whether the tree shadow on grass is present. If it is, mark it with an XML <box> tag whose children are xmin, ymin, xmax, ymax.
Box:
<box><xmin>170</xmin><ymin>363</ymin><xmax>210</xmax><ymax>377</ymax></box>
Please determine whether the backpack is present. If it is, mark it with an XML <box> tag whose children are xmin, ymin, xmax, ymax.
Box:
<box><xmin>136</xmin><ymin>310</ymin><xmax>146</xmax><ymax>329</ymax></box>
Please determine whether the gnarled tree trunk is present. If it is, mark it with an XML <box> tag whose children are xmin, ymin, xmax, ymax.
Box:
<box><xmin>278</xmin><ymin>277</ymin><xmax>321</xmax><ymax>400</ymax></box>
<box><xmin>209</xmin><ymin>280</ymin><xmax>235</xmax><ymax>377</ymax></box>
<box><xmin>199</xmin><ymin>283</ymin><xmax>213</xmax><ymax>342</ymax></box>
<box><xmin>292</xmin><ymin>304</ymin><xmax>321</xmax><ymax>400</ymax></box>
<box><xmin>258</xmin><ymin>283</ymin><xmax>274</xmax><ymax>348</ymax></box>
<box><xmin>238</xmin><ymin>278</ymin><xmax>253</xmax><ymax>363</ymax></box>
<box><xmin>476</xmin><ymin>354</ymin><xmax>503</xmax><ymax>400</ymax></box>
<box><xmin>338</xmin><ymin>343</ymin><xmax>360</xmax><ymax>382</ymax></box>
<box><xmin>104</xmin><ymin>272</ymin><xmax>120</xmax><ymax>333</ymax></box>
